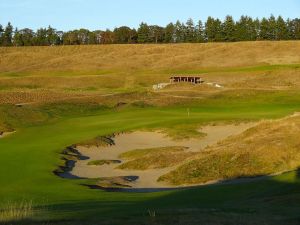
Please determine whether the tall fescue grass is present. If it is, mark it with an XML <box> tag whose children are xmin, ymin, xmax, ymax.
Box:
<box><xmin>0</xmin><ymin>200</ymin><xmax>34</xmax><ymax>223</ymax></box>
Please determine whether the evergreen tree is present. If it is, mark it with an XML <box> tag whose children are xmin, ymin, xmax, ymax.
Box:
<box><xmin>1</xmin><ymin>15</ymin><xmax>300</xmax><ymax>46</ymax></box>
<box><xmin>268</xmin><ymin>15</ymin><xmax>277</xmax><ymax>40</ymax></box>
<box><xmin>222</xmin><ymin>15</ymin><xmax>236</xmax><ymax>41</ymax></box>
<box><xmin>137</xmin><ymin>23</ymin><xmax>150</xmax><ymax>43</ymax></box>
<box><xmin>214</xmin><ymin>19</ymin><xmax>223</xmax><ymax>41</ymax></box>
<box><xmin>205</xmin><ymin>17</ymin><xmax>215</xmax><ymax>42</ymax></box>
<box><xmin>259</xmin><ymin>17</ymin><xmax>270</xmax><ymax>40</ymax></box>
<box><xmin>13</xmin><ymin>28</ymin><xmax>23</xmax><ymax>46</ymax></box>
<box><xmin>185</xmin><ymin>18</ymin><xmax>196</xmax><ymax>42</ymax></box>
<box><xmin>35</xmin><ymin>28</ymin><xmax>47</xmax><ymax>45</ymax></box>
<box><xmin>148</xmin><ymin>25</ymin><xmax>164</xmax><ymax>43</ymax></box>
<box><xmin>0</xmin><ymin>24</ymin><xmax>3</xmax><ymax>45</ymax></box>
<box><xmin>47</xmin><ymin>26</ymin><xmax>60</xmax><ymax>45</ymax></box>
<box><xmin>195</xmin><ymin>20</ymin><xmax>205</xmax><ymax>42</ymax></box>
<box><xmin>235</xmin><ymin>16</ymin><xmax>256</xmax><ymax>41</ymax></box>
<box><xmin>164</xmin><ymin>23</ymin><xmax>175</xmax><ymax>43</ymax></box>
<box><xmin>294</xmin><ymin>19</ymin><xmax>300</xmax><ymax>39</ymax></box>
<box><xmin>276</xmin><ymin>16</ymin><xmax>288</xmax><ymax>40</ymax></box>
<box><xmin>174</xmin><ymin>20</ymin><xmax>184</xmax><ymax>43</ymax></box>
<box><xmin>3</xmin><ymin>22</ymin><xmax>13</xmax><ymax>46</ymax></box>
<box><xmin>253</xmin><ymin>18</ymin><xmax>260</xmax><ymax>40</ymax></box>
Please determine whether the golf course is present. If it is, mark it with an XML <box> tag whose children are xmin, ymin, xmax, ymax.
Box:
<box><xmin>1</xmin><ymin>41</ymin><xmax>300</xmax><ymax>224</ymax></box>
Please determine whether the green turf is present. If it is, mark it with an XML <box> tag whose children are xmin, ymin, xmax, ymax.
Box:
<box><xmin>1</xmin><ymin>90</ymin><xmax>300</xmax><ymax>224</ymax></box>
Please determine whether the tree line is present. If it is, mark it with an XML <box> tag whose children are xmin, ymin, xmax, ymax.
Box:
<box><xmin>0</xmin><ymin>15</ymin><xmax>300</xmax><ymax>46</ymax></box>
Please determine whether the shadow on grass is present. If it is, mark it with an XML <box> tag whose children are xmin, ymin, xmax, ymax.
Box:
<box><xmin>3</xmin><ymin>169</ymin><xmax>300</xmax><ymax>225</ymax></box>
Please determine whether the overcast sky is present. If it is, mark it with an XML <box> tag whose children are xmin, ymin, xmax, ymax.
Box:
<box><xmin>0</xmin><ymin>0</ymin><xmax>299</xmax><ymax>31</ymax></box>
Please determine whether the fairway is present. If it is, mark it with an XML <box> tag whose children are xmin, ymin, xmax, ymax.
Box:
<box><xmin>1</xmin><ymin>42</ymin><xmax>300</xmax><ymax>224</ymax></box>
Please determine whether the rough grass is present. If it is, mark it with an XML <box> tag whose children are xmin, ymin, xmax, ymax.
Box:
<box><xmin>159</xmin><ymin>115</ymin><xmax>300</xmax><ymax>185</ymax></box>
<box><xmin>76</xmin><ymin>135</ymin><xmax>114</xmax><ymax>147</ymax></box>
<box><xmin>0</xmin><ymin>201</ymin><xmax>34</xmax><ymax>223</ymax></box>
<box><xmin>87</xmin><ymin>160</ymin><xmax>121</xmax><ymax>166</ymax></box>
<box><xmin>1</xmin><ymin>42</ymin><xmax>300</xmax><ymax>106</ymax></box>
<box><xmin>1</xmin><ymin>42</ymin><xmax>300</xmax><ymax>75</ymax></box>
<box><xmin>118</xmin><ymin>146</ymin><xmax>196</xmax><ymax>170</ymax></box>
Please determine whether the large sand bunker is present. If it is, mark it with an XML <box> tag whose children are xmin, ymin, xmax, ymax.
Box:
<box><xmin>66</xmin><ymin>123</ymin><xmax>255</xmax><ymax>189</ymax></box>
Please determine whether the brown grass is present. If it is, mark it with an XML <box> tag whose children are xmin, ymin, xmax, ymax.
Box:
<box><xmin>118</xmin><ymin>146</ymin><xmax>196</xmax><ymax>170</ymax></box>
<box><xmin>1</xmin><ymin>42</ymin><xmax>300</xmax><ymax>74</ymax></box>
<box><xmin>159</xmin><ymin>115</ymin><xmax>300</xmax><ymax>185</ymax></box>
<box><xmin>1</xmin><ymin>42</ymin><xmax>300</xmax><ymax>105</ymax></box>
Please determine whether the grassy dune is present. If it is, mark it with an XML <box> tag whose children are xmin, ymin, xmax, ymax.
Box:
<box><xmin>118</xmin><ymin>146</ymin><xmax>195</xmax><ymax>170</ymax></box>
<box><xmin>1</xmin><ymin>42</ymin><xmax>300</xmax><ymax>224</ymax></box>
<box><xmin>159</xmin><ymin>115</ymin><xmax>300</xmax><ymax>185</ymax></box>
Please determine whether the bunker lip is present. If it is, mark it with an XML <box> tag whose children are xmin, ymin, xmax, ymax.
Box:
<box><xmin>55</xmin><ymin>122</ymin><xmax>257</xmax><ymax>190</ymax></box>
<box><xmin>0</xmin><ymin>130</ymin><xmax>16</xmax><ymax>138</ymax></box>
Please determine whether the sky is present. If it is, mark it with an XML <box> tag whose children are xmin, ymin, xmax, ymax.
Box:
<box><xmin>0</xmin><ymin>0</ymin><xmax>299</xmax><ymax>31</ymax></box>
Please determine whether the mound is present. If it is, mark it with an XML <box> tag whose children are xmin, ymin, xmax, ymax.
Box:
<box><xmin>118</xmin><ymin>146</ymin><xmax>196</xmax><ymax>170</ymax></box>
<box><xmin>159</xmin><ymin>114</ymin><xmax>300</xmax><ymax>185</ymax></box>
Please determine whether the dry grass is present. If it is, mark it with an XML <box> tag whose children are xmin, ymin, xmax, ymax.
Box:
<box><xmin>1</xmin><ymin>42</ymin><xmax>300</xmax><ymax>74</ymax></box>
<box><xmin>76</xmin><ymin>135</ymin><xmax>115</xmax><ymax>147</ymax></box>
<box><xmin>118</xmin><ymin>146</ymin><xmax>196</xmax><ymax>170</ymax></box>
<box><xmin>0</xmin><ymin>200</ymin><xmax>34</xmax><ymax>222</ymax></box>
<box><xmin>1</xmin><ymin>42</ymin><xmax>300</xmax><ymax>105</ymax></box>
<box><xmin>159</xmin><ymin>115</ymin><xmax>300</xmax><ymax>185</ymax></box>
<box><xmin>87</xmin><ymin>160</ymin><xmax>121</xmax><ymax>166</ymax></box>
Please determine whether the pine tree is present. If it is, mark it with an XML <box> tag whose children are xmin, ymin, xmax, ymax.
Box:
<box><xmin>214</xmin><ymin>19</ymin><xmax>223</xmax><ymax>41</ymax></box>
<box><xmin>205</xmin><ymin>17</ymin><xmax>215</xmax><ymax>42</ymax></box>
<box><xmin>268</xmin><ymin>15</ymin><xmax>277</xmax><ymax>40</ymax></box>
<box><xmin>47</xmin><ymin>26</ymin><xmax>60</xmax><ymax>45</ymax></box>
<box><xmin>235</xmin><ymin>16</ymin><xmax>257</xmax><ymax>41</ymax></box>
<box><xmin>164</xmin><ymin>23</ymin><xmax>175</xmax><ymax>43</ymax></box>
<box><xmin>3</xmin><ymin>22</ymin><xmax>13</xmax><ymax>46</ymax></box>
<box><xmin>0</xmin><ymin>24</ymin><xmax>3</xmax><ymax>45</ymax></box>
<box><xmin>259</xmin><ymin>17</ymin><xmax>270</xmax><ymax>40</ymax></box>
<box><xmin>276</xmin><ymin>16</ymin><xmax>288</xmax><ymax>40</ymax></box>
<box><xmin>195</xmin><ymin>20</ymin><xmax>205</xmax><ymax>42</ymax></box>
<box><xmin>174</xmin><ymin>20</ymin><xmax>184</xmax><ymax>43</ymax></box>
<box><xmin>222</xmin><ymin>15</ymin><xmax>236</xmax><ymax>41</ymax></box>
<box><xmin>137</xmin><ymin>23</ymin><xmax>150</xmax><ymax>43</ymax></box>
<box><xmin>253</xmin><ymin>18</ymin><xmax>260</xmax><ymax>40</ymax></box>
<box><xmin>148</xmin><ymin>25</ymin><xmax>164</xmax><ymax>43</ymax></box>
<box><xmin>185</xmin><ymin>18</ymin><xmax>196</xmax><ymax>42</ymax></box>
<box><xmin>294</xmin><ymin>19</ymin><xmax>300</xmax><ymax>39</ymax></box>
<box><xmin>13</xmin><ymin>28</ymin><xmax>23</xmax><ymax>46</ymax></box>
<box><xmin>35</xmin><ymin>28</ymin><xmax>47</xmax><ymax>45</ymax></box>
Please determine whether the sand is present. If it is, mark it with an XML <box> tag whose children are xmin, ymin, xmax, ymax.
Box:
<box><xmin>69</xmin><ymin>123</ymin><xmax>256</xmax><ymax>189</ymax></box>
<box><xmin>0</xmin><ymin>131</ymin><xmax>15</xmax><ymax>138</ymax></box>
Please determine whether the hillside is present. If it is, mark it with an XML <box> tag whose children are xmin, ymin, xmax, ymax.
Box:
<box><xmin>0</xmin><ymin>41</ymin><xmax>300</xmax><ymax>74</ymax></box>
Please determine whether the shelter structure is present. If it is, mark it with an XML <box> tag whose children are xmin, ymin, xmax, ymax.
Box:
<box><xmin>170</xmin><ymin>76</ymin><xmax>203</xmax><ymax>84</ymax></box>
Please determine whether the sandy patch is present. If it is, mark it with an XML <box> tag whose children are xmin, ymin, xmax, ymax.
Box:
<box><xmin>68</xmin><ymin>123</ymin><xmax>256</xmax><ymax>189</ymax></box>
<box><xmin>0</xmin><ymin>131</ymin><xmax>15</xmax><ymax>138</ymax></box>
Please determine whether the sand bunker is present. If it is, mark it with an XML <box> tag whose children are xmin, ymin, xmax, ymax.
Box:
<box><xmin>66</xmin><ymin>123</ymin><xmax>255</xmax><ymax>189</ymax></box>
<box><xmin>0</xmin><ymin>131</ymin><xmax>15</xmax><ymax>138</ymax></box>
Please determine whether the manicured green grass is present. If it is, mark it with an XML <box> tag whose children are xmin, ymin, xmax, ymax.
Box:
<box><xmin>1</xmin><ymin>90</ymin><xmax>300</xmax><ymax>224</ymax></box>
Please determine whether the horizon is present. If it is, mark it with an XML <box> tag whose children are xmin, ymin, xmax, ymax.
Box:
<box><xmin>0</xmin><ymin>0</ymin><xmax>299</xmax><ymax>31</ymax></box>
